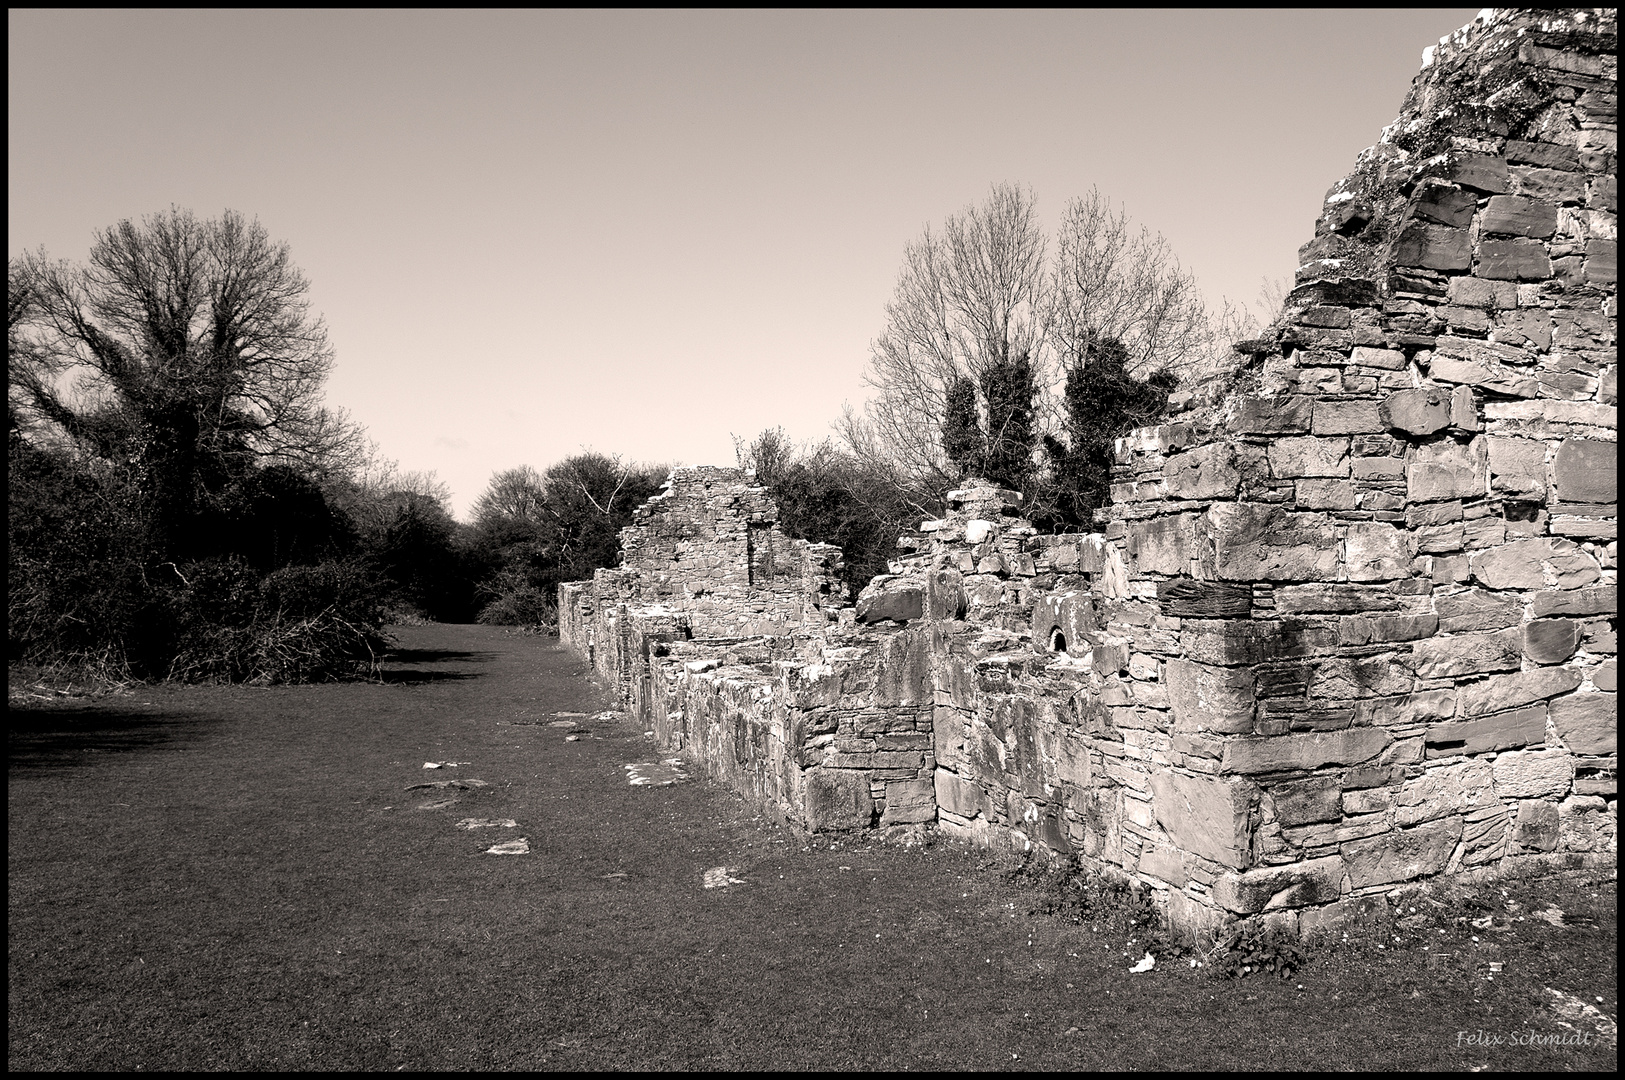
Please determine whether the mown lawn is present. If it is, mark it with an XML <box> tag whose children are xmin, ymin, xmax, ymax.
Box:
<box><xmin>8</xmin><ymin>624</ymin><xmax>1617</xmax><ymax>1070</ymax></box>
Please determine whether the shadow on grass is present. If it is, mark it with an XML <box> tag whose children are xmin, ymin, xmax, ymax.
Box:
<box><xmin>7</xmin><ymin>704</ymin><xmax>223</xmax><ymax>771</ymax></box>
<box><xmin>383</xmin><ymin>647</ymin><xmax>497</xmax><ymax>665</ymax></box>
<box><xmin>376</xmin><ymin>669</ymin><xmax>482</xmax><ymax>684</ymax></box>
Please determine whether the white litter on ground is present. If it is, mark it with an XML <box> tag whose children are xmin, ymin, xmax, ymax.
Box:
<box><xmin>422</xmin><ymin>761</ymin><xmax>470</xmax><ymax>769</ymax></box>
<box><xmin>1129</xmin><ymin>952</ymin><xmax>1155</xmax><ymax>973</ymax></box>
<box><xmin>405</xmin><ymin>779</ymin><xmax>490</xmax><ymax>791</ymax></box>
<box><xmin>484</xmin><ymin>838</ymin><xmax>530</xmax><ymax>856</ymax></box>
<box><xmin>703</xmin><ymin>867</ymin><xmax>744</xmax><ymax>888</ymax></box>
<box><xmin>625</xmin><ymin>759</ymin><xmax>688</xmax><ymax>786</ymax></box>
<box><xmin>455</xmin><ymin>818</ymin><xmax>518</xmax><ymax>830</ymax></box>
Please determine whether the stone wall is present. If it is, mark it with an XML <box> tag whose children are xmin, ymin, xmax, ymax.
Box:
<box><xmin>562</xmin><ymin>8</ymin><xmax>1615</xmax><ymax>936</ymax></box>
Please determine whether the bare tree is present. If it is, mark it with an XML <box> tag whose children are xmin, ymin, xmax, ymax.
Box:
<box><xmin>11</xmin><ymin>208</ymin><xmax>366</xmax><ymax>540</ymax></box>
<box><xmin>848</xmin><ymin>183</ymin><xmax>1227</xmax><ymax>505</ymax></box>
<box><xmin>470</xmin><ymin>465</ymin><xmax>547</xmax><ymax>531</ymax></box>
<box><xmin>1048</xmin><ymin>187</ymin><xmax>1207</xmax><ymax>378</ymax></box>
<box><xmin>855</xmin><ymin>183</ymin><xmax>1047</xmax><ymax>495</ymax></box>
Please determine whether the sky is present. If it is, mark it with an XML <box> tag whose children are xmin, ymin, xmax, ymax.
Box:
<box><xmin>9</xmin><ymin>9</ymin><xmax>1480</xmax><ymax>520</ymax></box>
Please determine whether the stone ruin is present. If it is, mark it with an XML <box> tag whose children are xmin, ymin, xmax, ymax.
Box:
<box><xmin>562</xmin><ymin>8</ymin><xmax>1616</xmax><ymax>937</ymax></box>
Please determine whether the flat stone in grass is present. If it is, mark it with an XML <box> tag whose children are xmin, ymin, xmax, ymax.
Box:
<box><xmin>484</xmin><ymin>838</ymin><xmax>530</xmax><ymax>856</ymax></box>
<box><xmin>625</xmin><ymin>760</ymin><xmax>689</xmax><ymax>786</ymax></box>
<box><xmin>702</xmin><ymin>867</ymin><xmax>744</xmax><ymax>888</ymax></box>
<box><xmin>455</xmin><ymin>818</ymin><xmax>519</xmax><ymax>829</ymax></box>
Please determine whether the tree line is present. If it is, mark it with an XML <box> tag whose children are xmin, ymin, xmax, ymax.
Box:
<box><xmin>10</xmin><ymin>189</ymin><xmax>1262</xmax><ymax>683</ymax></box>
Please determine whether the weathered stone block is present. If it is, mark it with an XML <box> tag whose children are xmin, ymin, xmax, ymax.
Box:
<box><xmin>1559</xmin><ymin>794</ymin><xmax>1615</xmax><ymax>853</ymax></box>
<box><xmin>1273</xmin><ymin>583</ymin><xmax>1399</xmax><ymax>614</ymax></box>
<box><xmin>1478</xmin><ymin>238</ymin><xmax>1552</xmax><ymax>280</ymax></box>
<box><xmin>1165</xmin><ymin>442</ymin><xmax>1240</xmax><ymax>500</ymax></box>
<box><xmin>1470</xmin><ymin>538</ymin><xmax>1600</xmax><ymax>590</ymax></box>
<box><xmin>1427</xmin><ymin>354</ymin><xmax>1538</xmax><ymax>397</ymax></box>
<box><xmin>1137</xmin><ymin>846</ymin><xmax>1187</xmax><ymax>887</ymax></box>
<box><xmin>1202</xmin><ymin>504</ymin><xmax>1342</xmax><ymax>582</ymax></box>
<box><xmin>1292</xmin><ymin>479</ymin><xmax>1354</xmax><ymax>510</ymax></box>
<box><xmin>1310</xmin><ymin>653</ymin><xmax>1415</xmax><ymax>699</ymax></box>
<box><xmin>1270</xmin><ymin>777</ymin><xmax>1342</xmax><ymax>827</ymax></box>
<box><xmin>1480</xmin><ymin>195</ymin><xmax>1558</xmax><ymax>237</ymax></box>
<box><xmin>1492</xmin><ymin>749</ymin><xmax>1575</xmax><ymax>800</ymax></box>
<box><xmin>1269</xmin><ymin>436</ymin><xmax>1352</xmax><ymax>478</ymax></box>
<box><xmin>1524</xmin><ymin>619</ymin><xmax>1582</xmax><ymax>664</ymax></box>
<box><xmin>934</xmin><ymin>769</ymin><xmax>989</xmax><ymax>820</ymax></box>
<box><xmin>1551</xmin><ymin>692</ymin><xmax>1616</xmax><ymax>754</ymax></box>
<box><xmin>1234</xmin><ymin>395</ymin><xmax>1312</xmax><ymax>435</ymax></box>
<box><xmin>1413</xmin><ymin>183</ymin><xmax>1478</xmax><ymax>228</ymax></box>
<box><xmin>1553</xmin><ymin>440</ymin><xmax>1617</xmax><ymax>504</ymax></box>
<box><xmin>1593</xmin><ymin>660</ymin><xmax>1618</xmax><ymax>694</ymax></box>
<box><xmin>1344</xmin><ymin>521</ymin><xmax>1414</xmax><ymax>582</ymax></box>
<box><xmin>1343</xmin><ymin>816</ymin><xmax>1463</xmax><ymax>887</ymax></box>
<box><xmin>1585</xmin><ymin>238</ymin><xmax>1617</xmax><ymax>285</ymax></box>
<box><xmin>1532</xmin><ymin>585</ymin><xmax>1616</xmax><ymax>618</ymax></box>
<box><xmin>1456</xmin><ymin>667</ymin><xmax>1584</xmax><ymax>718</ymax></box>
<box><xmin>1410</xmin><ymin>627</ymin><xmax>1522</xmax><ymax>679</ymax></box>
<box><xmin>1435</xmin><ymin>588</ymin><xmax>1522</xmax><ymax>633</ymax></box>
<box><xmin>1165</xmin><ymin>659</ymin><xmax>1255</xmax><ymax>735</ymax></box>
<box><xmin>1380</xmin><ymin>387</ymin><xmax>1452</xmax><ymax>437</ymax></box>
<box><xmin>1130</xmin><ymin>514</ymin><xmax>1197</xmax><ymax>576</ymax></box>
<box><xmin>804</xmin><ymin>769</ymin><xmax>874</xmax><ymax>830</ymax></box>
<box><xmin>1425</xmin><ymin>705</ymin><xmax>1547</xmax><ymax>758</ymax></box>
<box><xmin>1220</xmin><ymin>727</ymin><xmax>1391</xmax><ymax>774</ymax></box>
<box><xmin>879</xmin><ymin>777</ymin><xmax>937</xmax><ymax>825</ymax></box>
<box><xmin>1148</xmin><ymin>771</ymin><xmax>1253</xmax><ymax>870</ymax></box>
<box><xmin>1313</xmin><ymin>401</ymin><xmax>1384</xmax><ymax>436</ymax></box>
<box><xmin>1393</xmin><ymin>759</ymin><xmax>1493</xmax><ymax>826</ymax></box>
<box><xmin>1451</xmin><ymin>385</ymin><xmax>1480</xmax><ymax>432</ymax></box>
<box><xmin>1505</xmin><ymin>140</ymin><xmax>1580</xmax><ymax>171</ymax></box>
<box><xmin>1511</xmin><ymin>799</ymin><xmax>1559</xmax><ymax>852</ymax></box>
<box><xmin>1393</xmin><ymin>222</ymin><xmax>1472</xmax><ymax>269</ymax></box>
<box><xmin>1407</xmin><ymin>437</ymin><xmax>1487</xmax><ymax>503</ymax></box>
<box><xmin>856</xmin><ymin>581</ymin><xmax>924</xmax><ymax>624</ymax></box>
<box><xmin>1212</xmin><ymin>855</ymin><xmax>1344</xmax><ymax>914</ymax></box>
<box><xmin>1444</xmin><ymin>153</ymin><xmax>1508</xmax><ymax>193</ymax></box>
<box><xmin>1487</xmin><ymin>437</ymin><xmax>1548</xmax><ymax>498</ymax></box>
<box><xmin>1446</xmin><ymin>276</ymin><xmax>1519</xmax><ymax>309</ymax></box>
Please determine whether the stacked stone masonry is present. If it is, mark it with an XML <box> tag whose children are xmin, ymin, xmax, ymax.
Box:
<box><xmin>562</xmin><ymin>8</ymin><xmax>1615</xmax><ymax>938</ymax></box>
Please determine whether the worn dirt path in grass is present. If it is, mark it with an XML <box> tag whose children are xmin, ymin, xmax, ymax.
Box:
<box><xmin>9</xmin><ymin>624</ymin><xmax>1617</xmax><ymax>1070</ymax></box>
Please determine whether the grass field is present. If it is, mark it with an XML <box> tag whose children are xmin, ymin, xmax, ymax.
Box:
<box><xmin>8</xmin><ymin>624</ymin><xmax>1617</xmax><ymax>1070</ymax></box>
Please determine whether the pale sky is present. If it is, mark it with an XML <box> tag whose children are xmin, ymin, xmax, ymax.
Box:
<box><xmin>9</xmin><ymin>9</ymin><xmax>1479</xmax><ymax>519</ymax></box>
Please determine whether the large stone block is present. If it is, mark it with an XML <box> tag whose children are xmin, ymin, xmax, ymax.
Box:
<box><xmin>934</xmin><ymin>769</ymin><xmax>990</xmax><ymax>820</ymax></box>
<box><xmin>1524</xmin><ymin>619</ymin><xmax>1582</xmax><ymax>664</ymax></box>
<box><xmin>1343</xmin><ymin>816</ymin><xmax>1463</xmax><ymax>888</ymax></box>
<box><xmin>803</xmin><ymin>769</ymin><xmax>874</xmax><ymax>831</ymax></box>
<box><xmin>1393</xmin><ymin>759</ymin><xmax>1493</xmax><ymax>826</ymax></box>
<box><xmin>1310</xmin><ymin>654</ymin><xmax>1414</xmax><ymax>699</ymax></box>
<box><xmin>1532</xmin><ymin>585</ymin><xmax>1616</xmax><ymax>618</ymax></box>
<box><xmin>1270</xmin><ymin>777</ymin><xmax>1342</xmax><ymax>826</ymax></box>
<box><xmin>1212</xmin><ymin>856</ymin><xmax>1344</xmax><ymax>914</ymax></box>
<box><xmin>1407</xmin><ymin>437</ymin><xmax>1487</xmax><ymax>503</ymax></box>
<box><xmin>1313</xmin><ymin>401</ymin><xmax>1385</xmax><ymax>436</ymax></box>
<box><xmin>1165</xmin><ymin>659</ymin><xmax>1256</xmax><ymax>735</ymax></box>
<box><xmin>1455</xmin><ymin>667</ymin><xmax>1584</xmax><ymax>717</ymax></box>
<box><xmin>856</xmin><ymin>580</ymin><xmax>924</xmax><ymax>624</ymax></box>
<box><xmin>1492</xmin><ymin>749</ymin><xmax>1575</xmax><ymax>800</ymax></box>
<box><xmin>1148</xmin><ymin>771</ymin><xmax>1254</xmax><ymax>869</ymax></box>
<box><xmin>1130</xmin><ymin>514</ymin><xmax>1197</xmax><ymax>576</ymax></box>
<box><xmin>1479</xmin><ymin>195</ymin><xmax>1558</xmax><ymax>237</ymax></box>
<box><xmin>1273</xmin><ymin>583</ymin><xmax>1399</xmax><ymax>614</ymax></box>
<box><xmin>1435</xmin><ymin>588</ymin><xmax>1521</xmax><ymax>632</ymax></box>
<box><xmin>1221</xmin><ymin>727</ymin><xmax>1391</xmax><ymax>774</ymax></box>
<box><xmin>1553</xmin><ymin>439</ymin><xmax>1617</xmax><ymax>504</ymax></box>
<box><xmin>1470</xmin><ymin>538</ymin><xmax>1601</xmax><ymax>590</ymax></box>
<box><xmin>1487</xmin><ymin>437</ymin><xmax>1548</xmax><ymax>497</ymax></box>
<box><xmin>1165</xmin><ymin>442</ymin><xmax>1240</xmax><ymax>500</ymax></box>
<box><xmin>1234</xmin><ymin>395</ymin><xmax>1313</xmax><ymax>435</ymax></box>
<box><xmin>1559</xmin><ymin>794</ymin><xmax>1615</xmax><ymax>853</ymax></box>
<box><xmin>1202</xmin><ymin>504</ymin><xmax>1342</xmax><ymax>582</ymax></box>
<box><xmin>1344</xmin><ymin>522</ymin><xmax>1414</xmax><ymax>582</ymax></box>
<box><xmin>1425</xmin><ymin>705</ymin><xmax>1547</xmax><ymax>758</ymax></box>
<box><xmin>1477</xmin><ymin>238</ymin><xmax>1552</xmax><ymax>280</ymax></box>
<box><xmin>1410</xmin><ymin>627</ymin><xmax>1522</xmax><ymax>679</ymax></box>
<box><xmin>1511</xmin><ymin>799</ymin><xmax>1559</xmax><ymax>852</ymax></box>
<box><xmin>1381</xmin><ymin>387</ymin><xmax>1453</xmax><ymax>437</ymax></box>
<box><xmin>1392</xmin><ymin>222</ymin><xmax>1471</xmax><ymax>270</ymax></box>
<box><xmin>879</xmin><ymin>777</ymin><xmax>937</xmax><ymax>825</ymax></box>
<box><xmin>1413</xmin><ymin>182</ymin><xmax>1479</xmax><ymax>228</ymax></box>
<box><xmin>1427</xmin><ymin>354</ymin><xmax>1538</xmax><ymax>397</ymax></box>
<box><xmin>1269</xmin><ymin>436</ymin><xmax>1351</xmax><ymax>478</ymax></box>
<box><xmin>925</xmin><ymin>568</ymin><xmax>968</xmax><ymax>621</ymax></box>
<box><xmin>1551</xmin><ymin>692</ymin><xmax>1616</xmax><ymax>754</ymax></box>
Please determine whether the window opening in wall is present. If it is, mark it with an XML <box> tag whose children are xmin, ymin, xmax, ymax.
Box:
<box><xmin>1049</xmin><ymin>627</ymin><xmax>1067</xmax><ymax>653</ymax></box>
